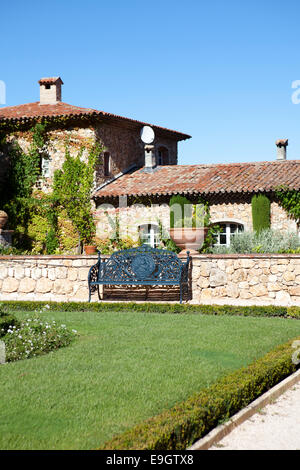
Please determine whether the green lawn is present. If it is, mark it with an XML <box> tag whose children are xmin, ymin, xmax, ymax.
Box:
<box><xmin>1</xmin><ymin>309</ymin><xmax>300</xmax><ymax>450</ymax></box>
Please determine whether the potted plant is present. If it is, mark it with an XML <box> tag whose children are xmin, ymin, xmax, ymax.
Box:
<box><xmin>169</xmin><ymin>195</ymin><xmax>209</xmax><ymax>255</ymax></box>
<box><xmin>84</xmin><ymin>243</ymin><xmax>97</xmax><ymax>255</ymax></box>
<box><xmin>82</xmin><ymin>227</ymin><xmax>97</xmax><ymax>255</ymax></box>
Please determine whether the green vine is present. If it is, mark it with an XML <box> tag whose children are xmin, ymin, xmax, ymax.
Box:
<box><xmin>52</xmin><ymin>142</ymin><xmax>103</xmax><ymax>246</ymax></box>
<box><xmin>275</xmin><ymin>186</ymin><xmax>300</xmax><ymax>224</ymax></box>
<box><xmin>0</xmin><ymin>123</ymin><xmax>48</xmax><ymax>249</ymax></box>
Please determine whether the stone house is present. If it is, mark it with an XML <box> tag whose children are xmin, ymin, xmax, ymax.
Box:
<box><xmin>93</xmin><ymin>143</ymin><xmax>300</xmax><ymax>247</ymax></box>
<box><xmin>0</xmin><ymin>76</ymin><xmax>189</xmax><ymax>193</ymax></box>
<box><xmin>1</xmin><ymin>77</ymin><xmax>300</xmax><ymax>249</ymax></box>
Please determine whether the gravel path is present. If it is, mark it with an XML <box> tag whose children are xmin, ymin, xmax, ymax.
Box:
<box><xmin>209</xmin><ymin>381</ymin><xmax>300</xmax><ymax>450</ymax></box>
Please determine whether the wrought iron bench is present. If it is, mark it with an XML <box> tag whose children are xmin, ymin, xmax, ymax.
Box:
<box><xmin>88</xmin><ymin>245</ymin><xmax>190</xmax><ymax>304</ymax></box>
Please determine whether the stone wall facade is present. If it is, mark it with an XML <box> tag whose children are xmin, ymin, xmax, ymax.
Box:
<box><xmin>95</xmin><ymin>202</ymin><xmax>170</xmax><ymax>241</ymax></box>
<box><xmin>94</xmin><ymin>194</ymin><xmax>298</xmax><ymax>243</ymax></box>
<box><xmin>0</xmin><ymin>122</ymin><xmax>179</xmax><ymax>191</ymax></box>
<box><xmin>0</xmin><ymin>254</ymin><xmax>299</xmax><ymax>306</ymax></box>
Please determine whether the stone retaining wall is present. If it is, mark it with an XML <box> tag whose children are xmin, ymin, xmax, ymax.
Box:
<box><xmin>0</xmin><ymin>255</ymin><xmax>97</xmax><ymax>302</ymax></box>
<box><xmin>0</xmin><ymin>254</ymin><xmax>299</xmax><ymax>306</ymax></box>
<box><xmin>190</xmin><ymin>254</ymin><xmax>300</xmax><ymax>306</ymax></box>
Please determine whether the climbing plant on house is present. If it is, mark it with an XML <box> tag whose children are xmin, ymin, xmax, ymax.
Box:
<box><xmin>0</xmin><ymin>123</ymin><xmax>48</xmax><ymax>249</ymax></box>
<box><xmin>275</xmin><ymin>186</ymin><xmax>300</xmax><ymax>224</ymax></box>
<box><xmin>52</xmin><ymin>142</ymin><xmax>103</xmax><ymax>249</ymax></box>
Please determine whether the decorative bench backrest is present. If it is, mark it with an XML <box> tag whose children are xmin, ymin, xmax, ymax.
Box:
<box><xmin>98</xmin><ymin>245</ymin><xmax>189</xmax><ymax>283</ymax></box>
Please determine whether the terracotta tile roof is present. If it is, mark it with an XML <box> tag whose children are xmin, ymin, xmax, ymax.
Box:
<box><xmin>0</xmin><ymin>101</ymin><xmax>98</xmax><ymax>120</ymax></box>
<box><xmin>38</xmin><ymin>77</ymin><xmax>63</xmax><ymax>85</ymax></box>
<box><xmin>93</xmin><ymin>160</ymin><xmax>300</xmax><ymax>199</ymax></box>
<box><xmin>0</xmin><ymin>101</ymin><xmax>190</xmax><ymax>141</ymax></box>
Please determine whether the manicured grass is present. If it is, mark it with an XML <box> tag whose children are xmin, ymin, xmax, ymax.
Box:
<box><xmin>0</xmin><ymin>309</ymin><xmax>300</xmax><ymax>450</ymax></box>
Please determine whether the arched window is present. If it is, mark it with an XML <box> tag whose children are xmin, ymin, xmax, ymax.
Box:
<box><xmin>157</xmin><ymin>146</ymin><xmax>169</xmax><ymax>165</ymax></box>
<box><xmin>139</xmin><ymin>223</ymin><xmax>160</xmax><ymax>248</ymax></box>
<box><xmin>213</xmin><ymin>222</ymin><xmax>244</xmax><ymax>246</ymax></box>
<box><xmin>103</xmin><ymin>152</ymin><xmax>111</xmax><ymax>177</ymax></box>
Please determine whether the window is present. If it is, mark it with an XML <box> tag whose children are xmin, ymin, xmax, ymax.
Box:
<box><xmin>157</xmin><ymin>146</ymin><xmax>169</xmax><ymax>165</ymax></box>
<box><xmin>139</xmin><ymin>224</ymin><xmax>160</xmax><ymax>248</ymax></box>
<box><xmin>103</xmin><ymin>152</ymin><xmax>111</xmax><ymax>177</ymax></box>
<box><xmin>41</xmin><ymin>157</ymin><xmax>50</xmax><ymax>177</ymax></box>
<box><xmin>214</xmin><ymin>222</ymin><xmax>244</xmax><ymax>246</ymax></box>
<box><xmin>45</xmin><ymin>84</ymin><xmax>51</xmax><ymax>90</ymax></box>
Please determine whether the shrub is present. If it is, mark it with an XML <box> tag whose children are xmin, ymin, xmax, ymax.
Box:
<box><xmin>96</xmin><ymin>236</ymin><xmax>138</xmax><ymax>255</ymax></box>
<box><xmin>100</xmin><ymin>338</ymin><xmax>299</xmax><ymax>450</ymax></box>
<box><xmin>287</xmin><ymin>306</ymin><xmax>300</xmax><ymax>319</ymax></box>
<box><xmin>169</xmin><ymin>195</ymin><xmax>210</xmax><ymax>229</ymax></box>
<box><xmin>251</xmin><ymin>194</ymin><xmax>271</xmax><ymax>233</ymax></box>
<box><xmin>0</xmin><ymin>307</ymin><xmax>20</xmax><ymax>338</ymax></box>
<box><xmin>211</xmin><ymin>229</ymin><xmax>300</xmax><ymax>254</ymax></box>
<box><xmin>169</xmin><ymin>195</ymin><xmax>191</xmax><ymax>229</ymax></box>
<box><xmin>2</xmin><ymin>308</ymin><xmax>77</xmax><ymax>362</ymax></box>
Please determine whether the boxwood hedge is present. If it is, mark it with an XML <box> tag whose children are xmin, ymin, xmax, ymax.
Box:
<box><xmin>0</xmin><ymin>300</ymin><xmax>299</xmax><ymax>319</ymax></box>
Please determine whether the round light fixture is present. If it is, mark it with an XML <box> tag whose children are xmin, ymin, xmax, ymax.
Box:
<box><xmin>140</xmin><ymin>125</ymin><xmax>155</xmax><ymax>144</ymax></box>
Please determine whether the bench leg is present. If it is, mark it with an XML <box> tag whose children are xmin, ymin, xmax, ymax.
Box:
<box><xmin>180</xmin><ymin>283</ymin><xmax>183</xmax><ymax>304</ymax></box>
<box><xmin>97</xmin><ymin>285</ymin><xmax>101</xmax><ymax>301</ymax></box>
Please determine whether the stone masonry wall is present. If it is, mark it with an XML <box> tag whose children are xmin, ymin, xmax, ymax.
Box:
<box><xmin>0</xmin><ymin>255</ymin><xmax>97</xmax><ymax>302</ymax></box>
<box><xmin>95</xmin><ymin>202</ymin><xmax>170</xmax><ymax>241</ymax></box>
<box><xmin>191</xmin><ymin>254</ymin><xmax>300</xmax><ymax>306</ymax></box>
<box><xmin>0</xmin><ymin>254</ymin><xmax>299</xmax><ymax>306</ymax></box>
<box><xmin>95</xmin><ymin>198</ymin><xmax>298</xmax><ymax>243</ymax></box>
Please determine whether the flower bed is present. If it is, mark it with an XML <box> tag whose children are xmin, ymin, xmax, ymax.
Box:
<box><xmin>0</xmin><ymin>305</ymin><xmax>77</xmax><ymax>362</ymax></box>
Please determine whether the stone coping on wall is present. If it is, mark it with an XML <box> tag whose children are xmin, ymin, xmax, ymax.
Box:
<box><xmin>193</xmin><ymin>253</ymin><xmax>300</xmax><ymax>258</ymax></box>
<box><xmin>0</xmin><ymin>253</ymin><xmax>299</xmax><ymax>260</ymax></box>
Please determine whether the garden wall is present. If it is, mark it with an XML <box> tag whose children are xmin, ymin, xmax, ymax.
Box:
<box><xmin>0</xmin><ymin>254</ymin><xmax>299</xmax><ymax>306</ymax></box>
<box><xmin>190</xmin><ymin>254</ymin><xmax>300</xmax><ymax>306</ymax></box>
<box><xmin>0</xmin><ymin>255</ymin><xmax>96</xmax><ymax>303</ymax></box>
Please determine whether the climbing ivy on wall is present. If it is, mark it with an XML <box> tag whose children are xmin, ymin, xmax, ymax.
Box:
<box><xmin>275</xmin><ymin>186</ymin><xmax>300</xmax><ymax>224</ymax></box>
<box><xmin>0</xmin><ymin>123</ymin><xmax>48</xmax><ymax>250</ymax></box>
<box><xmin>52</xmin><ymin>142</ymin><xmax>103</xmax><ymax>246</ymax></box>
<box><xmin>0</xmin><ymin>121</ymin><xmax>104</xmax><ymax>253</ymax></box>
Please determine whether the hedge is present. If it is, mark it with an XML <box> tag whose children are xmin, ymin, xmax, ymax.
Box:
<box><xmin>99</xmin><ymin>338</ymin><xmax>300</xmax><ymax>450</ymax></box>
<box><xmin>251</xmin><ymin>194</ymin><xmax>271</xmax><ymax>233</ymax></box>
<box><xmin>0</xmin><ymin>300</ymin><xmax>299</xmax><ymax>319</ymax></box>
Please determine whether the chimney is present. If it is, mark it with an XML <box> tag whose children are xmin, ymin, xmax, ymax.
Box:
<box><xmin>38</xmin><ymin>77</ymin><xmax>63</xmax><ymax>104</ymax></box>
<box><xmin>144</xmin><ymin>144</ymin><xmax>156</xmax><ymax>171</ymax></box>
<box><xmin>275</xmin><ymin>139</ymin><xmax>288</xmax><ymax>161</ymax></box>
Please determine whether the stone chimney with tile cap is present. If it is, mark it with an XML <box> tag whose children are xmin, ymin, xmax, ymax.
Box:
<box><xmin>276</xmin><ymin>139</ymin><xmax>288</xmax><ymax>161</ymax></box>
<box><xmin>39</xmin><ymin>77</ymin><xmax>63</xmax><ymax>104</ymax></box>
<box><xmin>144</xmin><ymin>144</ymin><xmax>156</xmax><ymax>171</ymax></box>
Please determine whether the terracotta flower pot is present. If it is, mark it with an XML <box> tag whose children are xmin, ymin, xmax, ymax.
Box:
<box><xmin>84</xmin><ymin>245</ymin><xmax>97</xmax><ymax>255</ymax></box>
<box><xmin>0</xmin><ymin>211</ymin><xmax>8</xmax><ymax>229</ymax></box>
<box><xmin>169</xmin><ymin>227</ymin><xmax>209</xmax><ymax>255</ymax></box>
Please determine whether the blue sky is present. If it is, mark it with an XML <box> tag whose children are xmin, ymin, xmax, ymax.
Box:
<box><xmin>1</xmin><ymin>0</ymin><xmax>300</xmax><ymax>165</ymax></box>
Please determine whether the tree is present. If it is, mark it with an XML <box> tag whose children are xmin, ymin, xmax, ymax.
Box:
<box><xmin>251</xmin><ymin>194</ymin><xmax>271</xmax><ymax>233</ymax></box>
